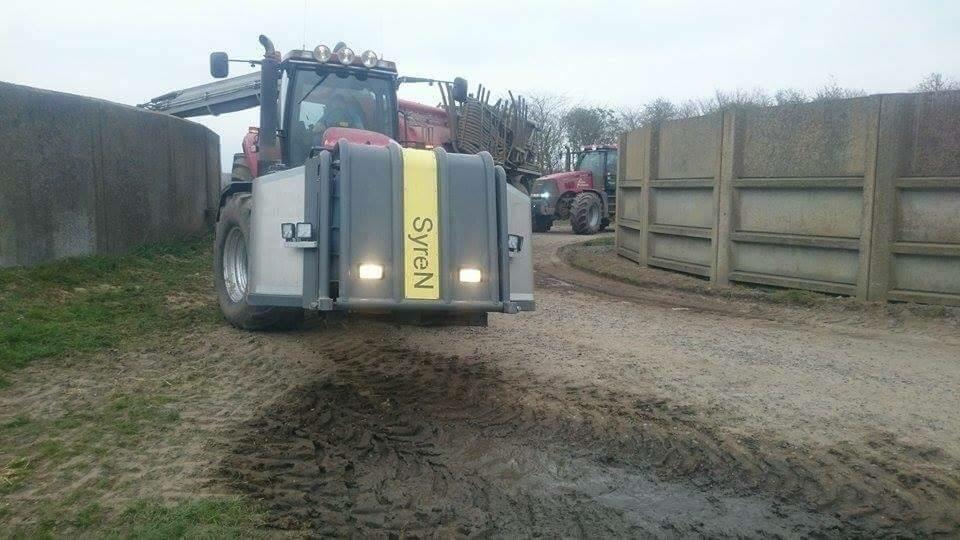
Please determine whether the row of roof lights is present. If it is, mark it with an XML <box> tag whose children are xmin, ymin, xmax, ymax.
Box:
<box><xmin>313</xmin><ymin>44</ymin><xmax>379</xmax><ymax>68</ymax></box>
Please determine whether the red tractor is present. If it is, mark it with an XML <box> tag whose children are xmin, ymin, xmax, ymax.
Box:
<box><xmin>529</xmin><ymin>145</ymin><xmax>618</xmax><ymax>234</ymax></box>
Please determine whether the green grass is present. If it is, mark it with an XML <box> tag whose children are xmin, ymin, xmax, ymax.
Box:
<box><xmin>0</xmin><ymin>391</ymin><xmax>181</xmax><ymax>483</ymax></box>
<box><xmin>5</xmin><ymin>497</ymin><xmax>261</xmax><ymax>538</ymax></box>
<box><xmin>0</xmin><ymin>236</ymin><xmax>218</xmax><ymax>385</ymax></box>
<box><xmin>110</xmin><ymin>498</ymin><xmax>261</xmax><ymax>539</ymax></box>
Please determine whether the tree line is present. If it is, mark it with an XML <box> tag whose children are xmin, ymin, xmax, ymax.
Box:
<box><xmin>526</xmin><ymin>72</ymin><xmax>959</xmax><ymax>173</ymax></box>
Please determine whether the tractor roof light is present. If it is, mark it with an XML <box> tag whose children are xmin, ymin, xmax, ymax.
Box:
<box><xmin>337</xmin><ymin>47</ymin><xmax>355</xmax><ymax>65</ymax></box>
<box><xmin>361</xmin><ymin>50</ymin><xmax>379</xmax><ymax>68</ymax></box>
<box><xmin>313</xmin><ymin>44</ymin><xmax>331</xmax><ymax>62</ymax></box>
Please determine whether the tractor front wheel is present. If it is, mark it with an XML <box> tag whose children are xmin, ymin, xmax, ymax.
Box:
<box><xmin>570</xmin><ymin>192</ymin><xmax>603</xmax><ymax>235</ymax></box>
<box><xmin>532</xmin><ymin>215</ymin><xmax>553</xmax><ymax>233</ymax></box>
<box><xmin>214</xmin><ymin>194</ymin><xmax>303</xmax><ymax>330</ymax></box>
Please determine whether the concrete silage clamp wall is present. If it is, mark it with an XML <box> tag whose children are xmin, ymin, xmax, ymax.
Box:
<box><xmin>0</xmin><ymin>82</ymin><xmax>221</xmax><ymax>267</ymax></box>
<box><xmin>616</xmin><ymin>91</ymin><xmax>960</xmax><ymax>306</ymax></box>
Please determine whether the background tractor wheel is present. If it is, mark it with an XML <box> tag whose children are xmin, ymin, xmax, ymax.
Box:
<box><xmin>214</xmin><ymin>194</ymin><xmax>303</xmax><ymax>330</ymax></box>
<box><xmin>532</xmin><ymin>215</ymin><xmax>553</xmax><ymax>233</ymax></box>
<box><xmin>570</xmin><ymin>192</ymin><xmax>603</xmax><ymax>235</ymax></box>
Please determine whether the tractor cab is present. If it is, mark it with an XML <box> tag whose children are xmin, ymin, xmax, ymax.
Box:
<box><xmin>572</xmin><ymin>145</ymin><xmax>619</xmax><ymax>194</ymax></box>
<box><xmin>529</xmin><ymin>145</ymin><xmax>618</xmax><ymax>234</ymax></box>
<box><xmin>209</xmin><ymin>43</ymin><xmax>402</xmax><ymax>178</ymax></box>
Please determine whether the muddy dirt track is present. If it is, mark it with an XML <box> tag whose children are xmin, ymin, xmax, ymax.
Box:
<box><xmin>213</xmin><ymin>227</ymin><xmax>960</xmax><ymax>537</ymax></box>
<box><xmin>5</xmin><ymin>227</ymin><xmax>957</xmax><ymax>536</ymax></box>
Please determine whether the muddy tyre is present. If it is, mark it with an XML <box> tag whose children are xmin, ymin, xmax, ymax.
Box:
<box><xmin>231</xmin><ymin>153</ymin><xmax>253</xmax><ymax>182</ymax></box>
<box><xmin>532</xmin><ymin>215</ymin><xmax>553</xmax><ymax>233</ymax></box>
<box><xmin>214</xmin><ymin>194</ymin><xmax>303</xmax><ymax>330</ymax></box>
<box><xmin>570</xmin><ymin>192</ymin><xmax>603</xmax><ymax>235</ymax></box>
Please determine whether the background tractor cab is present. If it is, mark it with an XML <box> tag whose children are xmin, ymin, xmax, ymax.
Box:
<box><xmin>529</xmin><ymin>145</ymin><xmax>618</xmax><ymax>234</ymax></box>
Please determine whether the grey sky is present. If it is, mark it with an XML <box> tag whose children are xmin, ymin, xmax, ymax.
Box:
<box><xmin>4</xmin><ymin>0</ymin><xmax>958</xmax><ymax>169</ymax></box>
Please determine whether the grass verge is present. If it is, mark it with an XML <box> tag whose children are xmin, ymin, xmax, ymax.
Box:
<box><xmin>4</xmin><ymin>497</ymin><xmax>262</xmax><ymax>538</ymax></box>
<box><xmin>0</xmin><ymin>236</ymin><xmax>218</xmax><ymax>386</ymax></box>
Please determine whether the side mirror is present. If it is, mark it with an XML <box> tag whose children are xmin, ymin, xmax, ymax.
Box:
<box><xmin>452</xmin><ymin>77</ymin><xmax>468</xmax><ymax>103</ymax></box>
<box><xmin>210</xmin><ymin>52</ymin><xmax>229</xmax><ymax>78</ymax></box>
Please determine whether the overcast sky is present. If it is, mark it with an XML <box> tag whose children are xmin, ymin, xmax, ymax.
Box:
<box><xmin>3</xmin><ymin>0</ymin><xmax>958</xmax><ymax>169</ymax></box>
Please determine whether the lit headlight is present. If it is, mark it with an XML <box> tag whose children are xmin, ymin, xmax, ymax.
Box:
<box><xmin>313</xmin><ymin>44</ymin><xmax>331</xmax><ymax>62</ymax></box>
<box><xmin>361</xmin><ymin>50</ymin><xmax>378</xmax><ymax>68</ymax></box>
<box><xmin>358</xmin><ymin>263</ymin><xmax>384</xmax><ymax>280</ymax></box>
<box><xmin>459</xmin><ymin>268</ymin><xmax>482</xmax><ymax>283</ymax></box>
<box><xmin>337</xmin><ymin>47</ymin><xmax>355</xmax><ymax>65</ymax></box>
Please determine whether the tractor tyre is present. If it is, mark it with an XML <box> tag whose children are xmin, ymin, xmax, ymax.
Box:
<box><xmin>231</xmin><ymin>153</ymin><xmax>253</xmax><ymax>182</ymax></box>
<box><xmin>570</xmin><ymin>192</ymin><xmax>603</xmax><ymax>235</ymax></box>
<box><xmin>214</xmin><ymin>194</ymin><xmax>303</xmax><ymax>330</ymax></box>
<box><xmin>532</xmin><ymin>215</ymin><xmax>553</xmax><ymax>233</ymax></box>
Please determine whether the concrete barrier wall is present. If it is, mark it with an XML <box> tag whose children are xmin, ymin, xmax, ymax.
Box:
<box><xmin>616</xmin><ymin>91</ymin><xmax>960</xmax><ymax>306</ymax></box>
<box><xmin>0</xmin><ymin>82</ymin><xmax>220</xmax><ymax>267</ymax></box>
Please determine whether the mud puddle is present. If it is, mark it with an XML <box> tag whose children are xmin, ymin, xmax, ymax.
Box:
<box><xmin>221</xmin><ymin>344</ymin><xmax>853</xmax><ymax>537</ymax></box>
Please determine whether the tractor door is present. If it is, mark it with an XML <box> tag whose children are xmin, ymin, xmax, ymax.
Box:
<box><xmin>603</xmin><ymin>150</ymin><xmax>618</xmax><ymax>218</ymax></box>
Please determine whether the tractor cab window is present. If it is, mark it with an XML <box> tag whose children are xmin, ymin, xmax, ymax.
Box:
<box><xmin>286</xmin><ymin>68</ymin><xmax>397</xmax><ymax>166</ymax></box>
<box><xmin>576</xmin><ymin>151</ymin><xmax>606</xmax><ymax>182</ymax></box>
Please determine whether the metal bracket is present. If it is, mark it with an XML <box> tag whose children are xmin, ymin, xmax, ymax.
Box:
<box><xmin>283</xmin><ymin>241</ymin><xmax>318</xmax><ymax>249</ymax></box>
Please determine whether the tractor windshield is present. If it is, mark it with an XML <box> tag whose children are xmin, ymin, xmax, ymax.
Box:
<box><xmin>287</xmin><ymin>68</ymin><xmax>397</xmax><ymax>166</ymax></box>
<box><xmin>576</xmin><ymin>151</ymin><xmax>605</xmax><ymax>180</ymax></box>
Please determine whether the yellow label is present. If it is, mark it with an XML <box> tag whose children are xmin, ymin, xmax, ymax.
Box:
<box><xmin>402</xmin><ymin>148</ymin><xmax>440</xmax><ymax>299</ymax></box>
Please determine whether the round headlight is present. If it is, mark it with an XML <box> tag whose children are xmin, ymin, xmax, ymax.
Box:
<box><xmin>337</xmin><ymin>47</ymin><xmax>355</xmax><ymax>65</ymax></box>
<box><xmin>361</xmin><ymin>50</ymin><xmax>378</xmax><ymax>68</ymax></box>
<box><xmin>313</xmin><ymin>44</ymin><xmax>331</xmax><ymax>62</ymax></box>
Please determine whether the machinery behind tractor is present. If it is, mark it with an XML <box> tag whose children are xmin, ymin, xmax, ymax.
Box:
<box><xmin>529</xmin><ymin>145</ymin><xmax>618</xmax><ymax>234</ymax></box>
<box><xmin>140</xmin><ymin>36</ymin><xmax>534</xmax><ymax>328</ymax></box>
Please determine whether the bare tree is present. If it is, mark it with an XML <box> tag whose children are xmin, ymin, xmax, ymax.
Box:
<box><xmin>915</xmin><ymin>72</ymin><xmax>960</xmax><ymax>92</ymax></box>
<box><xmin>525</xmin><ymin>93</ymin><xmax>569</xmax><ymax>173</ymax></box>
<box><xmin>617</xmin><ymin>98</ymin><xmax>698</xmax><ymax>132</ymax></box>
<box><xmin>812</xmin><ymin>77</ymin><xmax>865</xmax><ymax>101</ymax></box>
<box><xmin>563</xmin><ymin>106</ymin><xmax>619</xmax><ymax>148</ymax></box>
<box><xmin>693</xmin><ymin>88</ymin><xmax>772</xmax><ymax>115</ymax></box>
<box><xmin>774</xmin><ymin>88</ymin><xmax>809</xmax><ymax>105</ymax></box>
<box><xmin>617</xmin><ymin>106</ymin><xmax>646</xmax><ymax>132</ymax></box>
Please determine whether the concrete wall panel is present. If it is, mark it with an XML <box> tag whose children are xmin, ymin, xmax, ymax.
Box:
<box><xmin>897</xmin><ymin>189</ymin><xmax>960</xmax><ymax>244</ymax></box>
<box><xmin>649</xmin><ymin>233</ymin><xmax>712</xmax><ymax>267</ymax></box>
<box><xmin>891</xmin><ymin>255</ymin><xmax>960</xmax><ymax>295</ymax></box>
<box><xmin>0</xmin><ymin>82</ymin><xmax>220</xmax><ymax>267</ymax></box>
<box><xmin>733</xmin><ymin>243</ymin><xmax>860</xmax><ymax>285</ymax></box>
<box><xmin>617</xmin><ymin>90</ymin><xmax>960</xmax><ymax>305</ymax></box>
<box><xmin>651</xmin><ymin>188</ymin><xmax>714</xmax><ymax>229</ymax></box>
<box><xmin>657</xmin><ymin>114</ymin><xmax>721</xmax><ymax>179</ymax></box>
<box><xmin>737</xmin><ymin>188</ymin><xmax>863</xmax><ymax>238</ymax></box>
<box><xmin>738</xmin><ymin>98</ymin><xmax>878</xmax><ymax>178</ymax></box>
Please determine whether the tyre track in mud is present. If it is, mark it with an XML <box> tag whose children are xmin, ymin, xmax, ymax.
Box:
<box><xmin>219</xmin><ymin>330</ymin><xmax>959</xmax><ymax>537</ymax></box>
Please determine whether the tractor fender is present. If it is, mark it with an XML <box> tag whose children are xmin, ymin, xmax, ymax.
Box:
<box><xmin>216</xmin><ymin>181</ymin><xmax>252</xmax><ymax>221</ymax></box>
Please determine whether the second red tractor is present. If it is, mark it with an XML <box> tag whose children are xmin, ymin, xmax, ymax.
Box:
<box><xmin>530</xmin><ymin>145</ymin><xmax>618</xmax><ymax>234</ymax></box>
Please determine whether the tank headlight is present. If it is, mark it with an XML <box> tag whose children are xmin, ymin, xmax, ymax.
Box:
<box><xmin>313</xmin><ymin>44</ymin><xmax>331</xmax><ymax>63</ymax></box>
<box><xmin>361</xmin><ymin>50</ymin><xmax>378</xmax><ymax>68</ymax></box>
<box><xmin>358</xmin><ymin>263</ymin><xmax>384</xmax><ymax>280</ymax></box>
<box><xmin>337</xmin><ymin>47</ymin><xmax>355</xmax><ymax>65</ymax></box>
<box><xmin>295</xmin><ymin>222</ymin><xmax>313</xmax><ymax>240</ymax></box>
<box><xmin>459</xmin><ymin>268</ymin><xmax>482</xmax><ymax>283</ymax></box>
